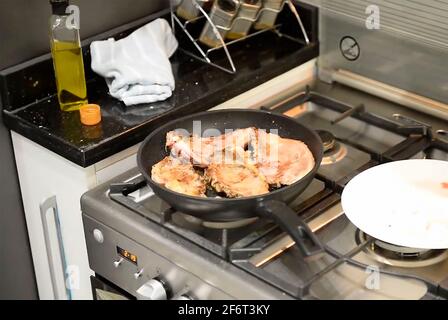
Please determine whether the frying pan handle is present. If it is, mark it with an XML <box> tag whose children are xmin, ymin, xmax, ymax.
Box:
<box><xmin>256</xmin><ymin>200</ymin><xmax>324</xmax><ymax>258</ymax></box>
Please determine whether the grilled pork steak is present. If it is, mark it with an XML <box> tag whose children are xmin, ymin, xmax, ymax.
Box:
<box><xmin>151</xmin><ymin>156</ymin><xmax>206</xmax><ymax>197</ymax></box>
<box><xmin>250</xmin><ymin>130</ymin><xmax>315</xmax><ymax>186</ymax></box>
<box><xmin>205</xmin><ymin>163</ymin><xmax>269</xmax><ymax>198</ymax></box>
<box><xmin>166</xmin><ymin>128</ymin><xmax>257</xmax><ymax>167</ymax></box>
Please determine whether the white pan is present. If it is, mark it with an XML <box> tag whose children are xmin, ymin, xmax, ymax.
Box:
<box><xmin>341</xmin><ymin>159</ymin><xmax>448</xmax><ymax>249</ymax></box>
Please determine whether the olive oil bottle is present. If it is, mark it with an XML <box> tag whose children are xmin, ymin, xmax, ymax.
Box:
<box><xmin>49</xmin><ymin>0</ymin><xmax>88</xmax><ymax>112</ymax></box>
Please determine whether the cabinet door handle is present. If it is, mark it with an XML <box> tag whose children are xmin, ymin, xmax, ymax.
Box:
<box><xmin>40</xmin><ymin>196</ymin><xmax>72</xmax><ymax>300</ymax></box>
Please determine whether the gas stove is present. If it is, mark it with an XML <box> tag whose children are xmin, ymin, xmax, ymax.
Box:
<box><xmin>81</xmin><ymin>82</ymin><xmax>448</xmax><ymax>300</ymax></box>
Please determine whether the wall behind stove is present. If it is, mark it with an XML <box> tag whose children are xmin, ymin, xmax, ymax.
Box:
<box><xmin>0</xmin><ymin>0</ymin><xmax>167</xmax><ymax>70</ymax></box>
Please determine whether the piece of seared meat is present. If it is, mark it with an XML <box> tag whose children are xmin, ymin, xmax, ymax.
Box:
<box><xmin>205</xmin><ymin>162</ymin><xmax>269</xmax><ymax>198</ymax></box>
<box><xmin>166</xmin><ymin>128</ymin><xmax>257</xmax><ymax>167</ymax></box>
<box><xmin>159</xmin><ymin>128</ymin><xmax>314</xmax><ymax>197</ymax></box>
<box><xmin>251</xmin><ymin>130</ymin><xmax>315</xmax><ymax>186</ymax></box>
<box><xmin>151</xmin><ymin>156</ymin><xmax>206</xmax><ymax>197</ymax></box>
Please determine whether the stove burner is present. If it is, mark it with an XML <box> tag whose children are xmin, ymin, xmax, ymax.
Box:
<box><xmin>203</xmin><ymin>218</ymin><xmax>259</xmax><ymax>229</ymax></box>
<box><xmin>321</xmin><ymin>143</ymin><xmax>348</xmax><ymax>165</ymax></box>
<box><xmin>316</xmin><ymin>130</ymin><xmax>348</xmax><ymax>165</ymax></box>
<box><xmin>317</xmin><ymin>130</ymin><xmax>336</xmax><ymax>152</ymax></box>
<box><xmin>177</xmin><ymin>213</ymin><xmax>258</xmax><ymax>229</ymax></box>
<box><xmin>356</xmin><ymin>230</ymin><xmax>448</xmax><ymax>268</ymax></box>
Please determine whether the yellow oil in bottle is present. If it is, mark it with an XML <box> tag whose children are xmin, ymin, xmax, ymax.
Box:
<box><xmin>51</xmin><ymin>40</ymin><xmax>88</xmax><ymax>112</ymax></box>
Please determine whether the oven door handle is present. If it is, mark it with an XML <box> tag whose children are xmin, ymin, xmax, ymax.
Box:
<box><xmin>40</xmin><ymin>196</ymin><xmax>72</xmax><ymax>300</ymax></box>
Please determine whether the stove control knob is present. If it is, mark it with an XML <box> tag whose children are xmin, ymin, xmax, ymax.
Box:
<box><xmin>136</xmin><ymin>279</ymin><xmax>167</xmax><ymax>300</ymax></box>
<box><xmin>113</xmin><ymin>258</ymin><xmax>124</xmax><ymax>268</ymax></box>
<box><xmin>134</xmin><ymin>269</ymin><xmax>144</xmax><ymax>279</ymax></box>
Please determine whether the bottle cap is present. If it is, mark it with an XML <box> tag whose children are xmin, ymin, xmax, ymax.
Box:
<box><xmin>80</xmin><ymin>104</ymin><xmax>102</xmax><ymax>126</ymax></box>
<box><xmin>50</xmin><ymin>0</ymin><xmax>69</xmax><ymax>15</ymax></box>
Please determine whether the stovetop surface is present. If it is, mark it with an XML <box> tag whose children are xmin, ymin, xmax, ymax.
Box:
<box><xmin>84</xmin><ymin>83</ymin><xmax>448</xmax><ymax>300</ymax></box>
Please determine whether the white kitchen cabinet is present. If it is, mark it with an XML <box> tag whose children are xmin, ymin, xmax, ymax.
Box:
<box><xmin>12</xmin><ymin>133</ymin><xmax>140</xmax><ymax>300</ymax></box>
<box><xmin>10</xmin><ymin>60</ymin><xmax>316</xmax><ymax>300</ymax></box>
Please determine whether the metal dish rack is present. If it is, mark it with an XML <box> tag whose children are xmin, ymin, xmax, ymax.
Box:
<box><xmin>170</xmin><ymin>0</ymin><xmax>311</xmax><ymax>74</ymax></box>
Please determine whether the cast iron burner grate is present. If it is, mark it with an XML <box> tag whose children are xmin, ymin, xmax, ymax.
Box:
<box><xmin>238</xmin><ymin>89</ymin><xmax>448</xmax><ymax>299</ymax></box>
<box><xmin>108</xmin><ymin>174</ymin><xmax>278</xmax><ymax>260</ymax></box>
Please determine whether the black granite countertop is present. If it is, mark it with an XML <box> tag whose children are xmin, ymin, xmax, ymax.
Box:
<box><xmin>2</xmin><ymin>7</ymin><xmax>318</xmax><ymax>167</ymax></box>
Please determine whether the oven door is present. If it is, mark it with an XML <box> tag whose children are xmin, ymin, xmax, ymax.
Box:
<box><xmin>90</xmin><ymin>275</ymin><xmax>135</xmax><ymax>300</ymax></box>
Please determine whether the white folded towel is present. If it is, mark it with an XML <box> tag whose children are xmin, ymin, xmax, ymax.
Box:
<box><xmin>90</xmin><ymin>18</ymin><xmax>178</xmax><ymax>106</ymax></box>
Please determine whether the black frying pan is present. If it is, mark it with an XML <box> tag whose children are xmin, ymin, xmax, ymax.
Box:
<box><xmin>137</xmin><ymin>110</ymin><xmax>324</xmax><ymax>257</ymax></box>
